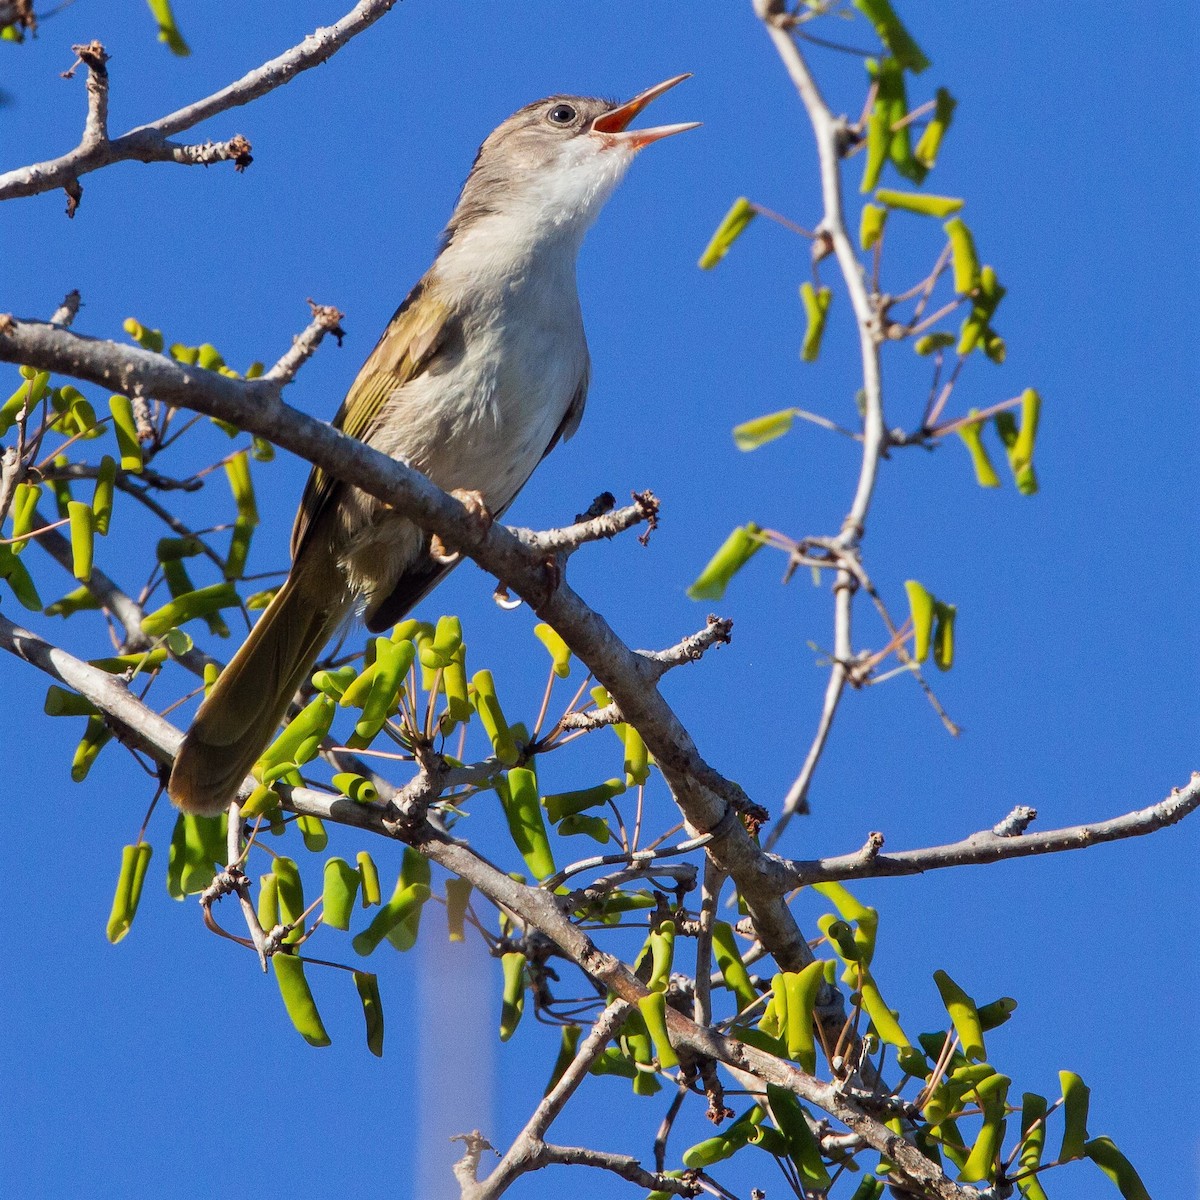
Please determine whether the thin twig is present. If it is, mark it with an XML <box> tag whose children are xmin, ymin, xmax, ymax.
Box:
<box><xmin>756</xmin><ymin>7</ymin><xmax>889</xmax><ymax>843</ymax></box>
<box><xmin>780</xmin><ymin>775</ymin><xmax>1200</xmax><ymax>885</ymax></box>
<box><xmin>0</xmin><ymin>0</ymin><xmax>401</xmax><ymax>212</ymax></box>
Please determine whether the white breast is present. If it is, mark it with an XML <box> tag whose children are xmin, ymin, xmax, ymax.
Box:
<box><xmin>373</xmin><ymin>215</ymin><xmax>589</xmax><ymax>512</ymax></box>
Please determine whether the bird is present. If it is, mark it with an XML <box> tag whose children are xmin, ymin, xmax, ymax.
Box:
<box><xmin>168</xmin><ymin>75</ymin><xmax>697</xmax><ymax>815</ymax></box>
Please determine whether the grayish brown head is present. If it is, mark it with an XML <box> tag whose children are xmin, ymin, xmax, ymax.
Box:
<box><xmin>443</xmin><ymin>74</ymin><xmax>698</xmax><ymax>249</ymax></box>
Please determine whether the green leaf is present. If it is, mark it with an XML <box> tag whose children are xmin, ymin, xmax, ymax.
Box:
<box><xmin>813</xmin><ymin>880</ymin><xmax>877</xmax><ymax>964</ymax></box>
<box><xmin>766</xmin><ymin>1085</ymin><xmax>832</xmax><ymax>1190</ymax></box>
<box><xmin>545</xmin><ymin>1024</ymin><xmax>582</xmax><ymax>1094</ymax></box>
<box><xmin>499</xmin><ymin>951</ymin><xmax>525</xmax><ymax>1041</ymax></box>
<box><xmin>0</xmin><ymin>543</ymin><xmax>43</xmax><ymax>610</ymax></box>
<box><xmin>799</xmin><ymin>282</ymin><xmax>833</xmax><ymax>361</ymax></box>
<box><xmin>544</xmin><ymin>777</ymin><xmax>626</xmax><ymax>823</ymax></box>
<box><xmin>698</xmin><ymin>197</ymin><xmax>757</xmax><ymax>269</ymax></box>
<box><xmin>386</xmin><ymin>847</ymin><xmax>433</xmax><ymax>951</ymax></box>
<box><xmin>1016</xmin><ymin>1092</ymin><xmax>1050</xmax><ymax>1200</ymax></box>
<box><xmin>932</xmin><ymin>600</ymin><xmax>956</xmax><ymax>671</ymax></box>
<box><xmin>322</xmin><ymin>858</ymin><xmax>360</xmax><ymax>931</ymax></box>
<box><xmin>860</xmin><ymin>202</ymin><xmax>888</xmax><ymax>250</ymax></box>
<box><xmin>107</xmin><ymin>395</ymin><xmax>143</xmax><ymax>473</ymax></box>
<box><xmin>874</xmin><ymin>188</ymin><xmax>964</xmax><ymax>217</ymax></box>
<box><xmin>933</xmin><ymin>970</ymin><xmax>985</xmax><ymax>1061</ymax></box>
<box><xmin>957</xmin><ymin>1073</ymin><xmax>1010</xmax><ymax>1183</ymax></box>
<box><xmin>497</xmin><ymin>767</ymin><xmax>556</xmax><ymax>882</ymax></box>
<box><xmin>533</xmin><ymin>622</ymin><xmax>571</xmax><ymax>677</ymax></box>
<box><xmin>904</xmin><ymin>579</ymin><xmax>935</xmax><ymax>661</ymax></box>
<box><xmin>867</xmin><ymin>58</ymin><xmax>925</xmax><ymax>185</ymax></box>
<box><xmin>445</xmin><ymin>878</ymin><xmax>472</xmax><ymax>942</ymax></box>
<box><xmin>471</xmin><ymin>669</ymin><xmax>520</xmax><ymax>765</ymax></box>
<box><xmin>944</xmin><ymin>217</ymin><xmax>981</xmax><ymax>295</ymax></box>
<box><xmin>353</xmin><ymin>971</ymin><xmax>384</xmax><ymax>1056</ymax></box>
<box><xmin>956</xmin><ymin>413</ymin><xmax>1002</xmax><ymax>488</ymax></box>
<box><xmin>44</xmin><ymin>686</ymin><xmax>99</xmax><ymax>717</ymax></box>
<box><xmin>556</xmin><ymin>813</ymin><xmax>611</xmax><ymax>843</ymax></box>
<box><xmin>140</xmin><ymin>582</ymin><xmax>239</xmax><ymax>637</ymax></box>
<box><xmin>711</xmin><ymin>921</ymin><xmax>757</xmax><ymax>1011</ymax></box>
<box><xmin>1059</xmin><ymin>1070</ymin><xmax>1091</xmax><ymax>1162</ymax></box>
<box><xmin>1083</xmin><ymin>1136</ymin><xmax>1151</xmax><ymax>1200</ymax></box>
<box><xmin>976</xmin><ymin>996</ymin><xmax>1017</xmax><ymax>1031</ymax></box>
<box><xmin>272</xmin><ymin>953</ymin><xmax>331</xmax><ymax>1047</ymax></box>
<box><xmin>351</xmin><ymin>882</ymin><xmax>431</xmax><ymax>956</ymax></box>
<box><xmin>106</xmin><ymin>843</ymin><xmax>153</xmax><ymax>944</ymax></box>
<box><xmin>733</xmin><ymin>408</ymin><xmax>797</xmax><ymax>451</ymax></box>
<box><xmin>686</xmin><ymin>523</ymin><xmax>764</xmax><ymax>601</ymax></box>
<box><xmin>637</xmin><ymin>991</ymin><xmax>679</xmax><ymax>1068</ymax></box>
<box><xmin>71</xmin><ymin>714</ymin><xmax>113</xmax><ymax>782</ymax></box>
<box><xmin>0</xmin><ymin>370</ymin><xmax>50</xmax><ymax>435</ymax></box>
<box><xmin>144</xmin><ymin>0</ymin><xmax>190</xmax><ymax>55</ymax></box>
<box><xmin>357</xmin><ymin>851</ymin><xmax>382</xmax><ymax>907</ymax></box>
<box><xmin>853</xmin><ymin>0</ymin><xmax>930</xmax><ymax>72</ymax></box>
<box><xmin>914</xmin><ymin>332</ymin><xmax>956</xmax><ymax>357</ymax></box>
<box><xmin>782</xmin><ymin>962</ymin><xmax>825</xmax><ymax>1072</ymax></box>
<box><xmin>420</xmin><ymin>613</ymin><xmax>463</xmax><ymax>670</ymax></box>
<box><xmin>123</xmin><ymin>318</ymin><xmax>165</xmax><ymax>352</ymax></box>
<box><xmin>914</xmin><ymin>88</ymin><xmax>957</xmax><ymax>168</ymax></box>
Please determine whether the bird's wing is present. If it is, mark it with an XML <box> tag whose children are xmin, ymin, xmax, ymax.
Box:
<box><xmin>364</xmin><ymin>361</ymin><xmax>590</xmax><ymax>633</ymax></box>
<box><xmin>290</xmin><ymin>277</ymin><xmax>458</xmax><ymax>559</ymax></box>
<box><xmin>543</xmin><ymin>352</ymin><xmax>590</xmax><ymax>459</ymax></box>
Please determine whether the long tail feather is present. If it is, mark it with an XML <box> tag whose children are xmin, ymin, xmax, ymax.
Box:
<box><xmin>168</xmin><ymin>565</ymin><xmax>349</xmax><ymax>815</ymax></box>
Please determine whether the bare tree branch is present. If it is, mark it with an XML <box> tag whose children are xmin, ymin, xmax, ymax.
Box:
<box><xmin>0</xmin><ymin>0</ymin><xmax>400</xmax><ymax>213</ymax></box>
<box><xmin>4</xmin><ymin>606</ymin><xmax>1174</xmax><ymax>1200</ymax></box>
<box><xmin>515</xmin><ymin>490</ymin><xmax>659</xmax><ymax>556</ymax></box>
<box><xmin>753</xmin><ymin>4</ymin><xmax>890</xmax><ymax>843</ymax></box>
<box><xmin>780</xmin><ymin>777</ymin><xmax>1200</xmax><ymax>885</ymax></box>
<box><xmin>465</xmin><ymin>1001</ymin><xmax>642</xmax><ymax>1199</ymax></box>
<box><xmin>517</xmin><ymin>1145</ymin><xmax>697</xmax><ymax>1196</ymax></box>
<box><xmin>264</xmin><ymin>301</ymin><xmax>346</xmax><ymax>385</ymax></box>
<box><xmin>0</xmin><ymin>614</ymin><xmax>944</xmax><ymax>1192</ymax></box>
<box><xmin>49</xmin><ymin>289</ymin><xmax>81</xmax><ymax>329</ymax></box>
<box><xmin>0</xmin><ymin>313</ymin><xmax>819</xmax><ymax>977</ymax></box>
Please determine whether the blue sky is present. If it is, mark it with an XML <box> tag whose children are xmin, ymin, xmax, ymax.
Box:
<box><xmin>1</xmin><ymin>3</ymin><xmax>1196</xmax><ymax>1198</ymax></box>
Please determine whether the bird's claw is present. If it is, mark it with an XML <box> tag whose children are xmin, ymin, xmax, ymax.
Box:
<box><xmin>431</xmin><ymin>489</ymin><xmax>493</xmax><ymax>562</ymax></box>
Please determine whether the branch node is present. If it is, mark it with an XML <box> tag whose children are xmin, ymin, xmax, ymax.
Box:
<box><xmin>62</xmin><ymin>41</ymin><xmax>109</xmax><ymax>81</ymax></box>
<box><xmin>632</xmin><ymin>489</ymin><xmax>660</xmax><ymax>546</ymax></box>
<box><xmin>992</xmin><ymin>805</ymin><xmax>1037</xmax><ymax>838</ymax></box>
<box><xmin>575</xmin><ymin>491</ymin><xmax>616</xmax><ymax>523</ymax></box>
<box><xmin>263</xmin><ymin>299</ymin><xmax>346</xmax><ymax>385</ymax></box>
<box><xmin>227</xmin><ymin>133</ymin><xmax>254</xmax><ymax>172</ymax></box>
<box><xmin>638</xmin><ymin>615</ymin><xmax>733</xmax><ymax>681</ymax></box>
<box><xmin>50</xmin><ymin>289</ymin><xmax>82</xmax><ymax>328</ymax></box>
<box><xmin>64</xmin><ymin>178</ymin><xmax>83</xmax><ymax>219</ymax></box>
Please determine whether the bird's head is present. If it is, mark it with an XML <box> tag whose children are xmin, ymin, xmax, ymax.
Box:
<box><xmin>444</xmin><ymin>75</ymin><xmax>698</xmax><ymax>251</ymax></box>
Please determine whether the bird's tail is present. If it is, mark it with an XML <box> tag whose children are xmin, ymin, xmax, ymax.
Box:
<box><xmin>168</xmin><ymin>561</ymin><xmax>350</xmax><ymax>815</ymax></box>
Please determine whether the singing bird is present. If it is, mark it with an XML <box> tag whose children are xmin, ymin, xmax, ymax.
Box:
<box><xmin>168</xmin><ymin>76</ymin><xmax>697</xmax><ymax>814</ymax></box>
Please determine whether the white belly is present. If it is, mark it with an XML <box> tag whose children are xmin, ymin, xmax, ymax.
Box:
<box><xmin>341</xmin><ymin>252</ymin><xmax>588</xmax><ymax>608</ymax></box>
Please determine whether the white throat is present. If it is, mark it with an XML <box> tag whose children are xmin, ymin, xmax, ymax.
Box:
<box><xmin>438</xmin><ymin>138</ymin><xmax>637</xmax><ymax>298</ymax></box>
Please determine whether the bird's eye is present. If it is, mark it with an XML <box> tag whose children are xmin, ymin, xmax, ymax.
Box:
<box><xmin>547</xmin><ymin>103</ymin><xmax>577</xmax><ymax>126</ymax></box>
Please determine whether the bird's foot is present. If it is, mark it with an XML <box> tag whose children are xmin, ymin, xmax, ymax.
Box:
<box><xmin>430</xmin><ymin>489</ymin><xmax>493</xmax><ymax>563</ymax></box>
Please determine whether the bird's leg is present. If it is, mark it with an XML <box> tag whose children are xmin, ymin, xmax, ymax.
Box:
<box><xmin>430</xmin><ymin>488</ymin><xmax>493</xmax><ymax>563</ymax></box>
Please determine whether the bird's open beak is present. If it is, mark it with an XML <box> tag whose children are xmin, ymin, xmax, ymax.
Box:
<box><xmin>591</xmin><ymin>73</ymin><xmax>700</xmax><ymax>148</ymax></box>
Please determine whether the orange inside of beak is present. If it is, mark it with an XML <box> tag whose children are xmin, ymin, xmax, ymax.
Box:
<box><xmin>591</xmin><ymin>73</ymin><xmax>692</xmax><ymax>134</ymax></box>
